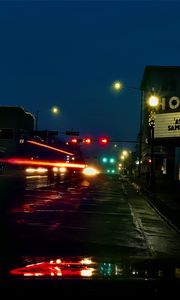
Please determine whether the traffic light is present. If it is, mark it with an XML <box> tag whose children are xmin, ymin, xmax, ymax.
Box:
<box><xmin>102</xmin><ymin>157</ymin><xmax>108</xmax><ymax>163</ymax></box>
<box><xmin>83</xmin><ymin>137</ymin><xmax>92</xmax><ymax>145</ymax></box>
<box><xmin>99</xmin><ymin>137</ymin><xmax>109</xmax><ymax>145</ymax></box>
<box><xmin>102</xmin><ymin>157</ymin><xmax>115</xmax><ymax>163</ymax></box>
<box><xmin>109</xmin><ymin>158</ymin><xmax>115</xmax><ymax>163</ymax></box>
<box><xmin>69</xmin><ymin>138</ymin><xmax>83</xmax><ymax>144</ymax></box>
<box><xmin>70</xmin><ymin>138</ymin><xmax>78</xmax><ymax>144</ymax></box>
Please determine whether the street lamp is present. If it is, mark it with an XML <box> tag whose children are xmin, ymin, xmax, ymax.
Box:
<box><xmin>35</xmin><ymin>106</ymin><xmax>60</xmax><ymax>131</ymax></box>
<box><xmin>50</xmin><ymin>106</ymin><xmax>60</xmax><ymax>115</ymax></box>
<box><xmin>111</xmin><ymin>80</ymin><xmax>143</xmax><ymax>177</ymax></box>
<box><xmin>112</xmin><ymin>80</ymin><xmax>123</xmax><ymax>91</ymax></box>
<box><xmin>122</xmin><ymin>150</ymin><xmax>128</xmax><ymax>157</ymax></box>
<box><xmin>148</xmin><ymin>95</ymin><xmax>159</xmax><ymax>190</ymax></box>
<box><xmin>148</xmin><ymin>95</ymin><xmax>159</xmax><ymax>107</ymax></box>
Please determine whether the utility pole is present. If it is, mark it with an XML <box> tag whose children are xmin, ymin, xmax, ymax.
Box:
<box><xmin>138</xmin><ymin>89</ymin><xmax>144</xmax><ymax>177</ymax></box>
<box><xmin>150</xmin><ymin>124</ymin><xmax>155</xmax><ymax>190</ymax></box>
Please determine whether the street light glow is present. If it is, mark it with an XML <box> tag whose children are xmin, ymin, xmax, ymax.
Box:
<box><xmin>51</xmin><ymin>106</ymin><xmax>60</xmax><ymax>114</ymax></box>
<box><xmin>148</xmin><ymin>95</ymin><xmax>159</xmax><ymax>107</ymax></box>
<box><xmin>112</xmin><ymin>80</ymin><xmax>122</xmax><ymax>91</ymax></box>
<box><xmin>122</xmin><ymin>150</ymin><xmax>128</xmax><ymax>156</ymax></box>
<box><xmin>147</xmin><ymin>94</ymin><xmax>159</xmax><ymax>190</ymax></box>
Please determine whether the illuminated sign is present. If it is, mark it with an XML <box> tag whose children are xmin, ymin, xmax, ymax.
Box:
<box><xmin>158</xmin><ymin>96</ymin><xmax>180</xmax><ymax>113</ymax></box>
<box><xmin>154</xmin><ymin>112</ymin><xmax>180</xmax><ymax>138</ymax></box>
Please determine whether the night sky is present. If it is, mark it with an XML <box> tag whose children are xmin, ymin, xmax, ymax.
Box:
<box><xmin>0</xmin><ymin>1</ymin><xmax>180</xmax><ymax>152</ymax></box>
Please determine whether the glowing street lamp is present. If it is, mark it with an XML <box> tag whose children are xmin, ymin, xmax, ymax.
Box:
<box><xmin>122</xmin><ymin>150</ymin><xmax>128</xmax><ymax>157</ymax></box>
<box><xmin>51</xmin><ymin>106</ymin><xmax>60</xmax><ymax>115</ymax></box>
<box><xmin>148</xmin><ymin>95</ymin><xmax>159</xmax><ymax>108</ymax></box>
<box><xmin>112</xmin><ymin>80</ymin><xmax>123</xmax><ymax>91</ymax></box>
<box><xmin>148</xmin><ymin>94</ymin><xmax>159</xmax><ymax>190</ymax></box>
<box><xmin>35</xmin><ymin>106</ymin><xmax>60</xmax><ymax>131</ymax></box>
<box><xmin>111</xmin><ymin>80</ymin><xmax>143</xmax><ymax>177</ymax></box>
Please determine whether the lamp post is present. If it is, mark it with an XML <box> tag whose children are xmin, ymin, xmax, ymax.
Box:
<box><xmin>138</xmin><ymin>89</ymin><xmax>144</xmax><ymax>177</ymax></box>
<box><xmin>50</xmin><ymin>106</ymin><xmax>60</xmax><ymax>115</ymax></box>
<box><xmin>112</xmin><ymin>80</ymin><xmax>143</xmax><ymax>177</ymax></box>
<box><xmin>148</xmin><ymin>95</ymin><xmax>159</xmax><ymax>191</ymax></box>
<box><xmin>35</xmin><ymin>106</ymin><xmax>60</xmax><ymax>131</ymax></box>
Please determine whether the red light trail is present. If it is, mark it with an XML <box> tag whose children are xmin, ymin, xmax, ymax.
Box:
<box><xmin>27</xmin><ymin>140</ymin><xmax>74</xmax><ymax>156</ymax></box>
<box><xmin>0</xmin><ymin>158</ymin><xmax>85</xmax><ymax>169</ymax></box>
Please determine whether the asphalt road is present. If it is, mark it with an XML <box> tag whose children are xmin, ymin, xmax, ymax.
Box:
<box><xmin>2</xmin><ymin>173</ymin><xmax>180</xmax><ymax>261</ymax></box>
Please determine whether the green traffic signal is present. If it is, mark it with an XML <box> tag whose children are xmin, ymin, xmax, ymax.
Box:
<box><xmin>102</xmin><ymin>157</ymin><xmax>108</xmax><ymax>163</ymax></box>
<box><xmin>107</xmin><ymin>169</ymin><xmax>115</xmax><ymax>174</ymax></box>
<box><xmin>102</xmin><ymin>157</ymin><xmax>116</xmax><ymax>163</ymax></box>
<box><xmin>109</xmin><ymin>158</ymin><xmax>115</xmax><ymax>163</ymax></box>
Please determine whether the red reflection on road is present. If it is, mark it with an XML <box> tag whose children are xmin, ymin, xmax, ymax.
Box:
<box><xmin>10</xmin><ymin>258</ymin><xmax>95</xmax><ymax>278</ymax></box>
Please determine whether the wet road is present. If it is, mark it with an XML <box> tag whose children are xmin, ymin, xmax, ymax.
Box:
<box><xmin>2</xmin><ymin>173</ymin><xmax>180</xmax><ymax>260</ymax></box>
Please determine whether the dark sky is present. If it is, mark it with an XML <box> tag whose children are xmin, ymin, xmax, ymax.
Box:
<box><xmin>0</xmin><ymin>1</ymin><xmax>180</xmax><ymax>150</ymax></box>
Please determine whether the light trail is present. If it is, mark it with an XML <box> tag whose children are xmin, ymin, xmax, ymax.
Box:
<box><xmin>27</xmin><ymin>140</ymin><xmax>74</xmax><ymax>156</ymax></box>
<box><xmin>0</xmin><ymin>157</ymin><xmax>85</xmax><ymax>169</ymax></box>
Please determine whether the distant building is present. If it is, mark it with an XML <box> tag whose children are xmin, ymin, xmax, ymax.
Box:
<box><xmin>0</xmin><ymin>106</ymin><xmax>35</xmax><ymax>157</ymax></box>
<box><xmin>140</xmin><ymin>65</ymin><xmax>180</xmax><ymax>181</ymax></box>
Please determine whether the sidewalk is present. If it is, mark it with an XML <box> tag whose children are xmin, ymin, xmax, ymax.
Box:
<box><xmin>130</xmin><ymin>175</ymin><xmax>180</xmax><ymax>231</ymax></box>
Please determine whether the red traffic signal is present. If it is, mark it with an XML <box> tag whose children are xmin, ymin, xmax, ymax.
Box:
<box><xmin>99</xmin><ymin>137</ymin><xmax>109</xmax><ymax>145</ymax></box>
<box><xmin>70</xmin><ymin>138</ymin><xmax>78</xmax><ymax>144</ymax></box>
<box><xmin>69</xmin><ymin>138</ymin><xmax>83</xmax><ymax>144</ymax></box>
<box><xmin>83</xmin><ymin>137</ymin><xmax>92</xmax><ymax>144</ymax></box>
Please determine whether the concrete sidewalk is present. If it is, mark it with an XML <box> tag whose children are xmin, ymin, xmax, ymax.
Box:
<box><xmin>130</xmin><ymin>175</ymin><xmax>180</xmax><ymax>231</ymax></box>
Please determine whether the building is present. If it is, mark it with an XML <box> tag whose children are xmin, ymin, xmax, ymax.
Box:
<box><xmin>0</xmin><ymin>106</ymin><xmax>35</xmax><ymax>157</ymax></box>
<box><xmin>140</xmin><ymin>65</ymin><xmax>180</xmax><ymax>181</ymax></box>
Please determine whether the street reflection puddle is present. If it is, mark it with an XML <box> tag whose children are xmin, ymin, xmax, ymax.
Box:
<box><xmin>9</xmin><ymin>257</ymin><xmax>95</xmax><ymax>278</ymax></box>
<box><xmin>8</xmin><ymin>256</ymin><xmax>180</xmax><ymax>279</ymax></box>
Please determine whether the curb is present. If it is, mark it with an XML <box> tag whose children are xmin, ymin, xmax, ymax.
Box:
<box><xmin>130</xmin><ymin>179</ymin><xmax>180</xmax><ymax>234</ymax></box>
